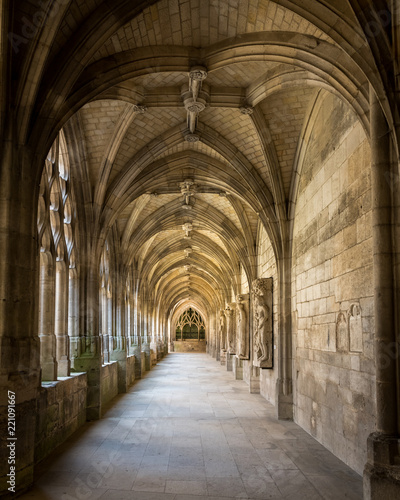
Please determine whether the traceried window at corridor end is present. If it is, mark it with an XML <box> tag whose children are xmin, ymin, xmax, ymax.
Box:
<box><xmin>37</xmin><ymin>131</ymin><xmax>78</xmax><ymax>382</ymax></box>
<box><xmin>176</xmin><ymin>308</ymin><xmax>206</xmax><ymax>341</ymax></box>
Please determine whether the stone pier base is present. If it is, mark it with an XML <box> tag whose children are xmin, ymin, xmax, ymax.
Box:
<box><xmin>226</xmin><ymin>352</ymin><xmax>234</xmax><ymax>371</ymax></box>
<box><xmin>220</xmin><ymin>349</ymin><xmax>227</xmax><ymax>366</ymax></box>
<box><xmin>363</xmin><ymin>433</ymin><xmax>400</xmax><ymax>499</ymax></box>
<box><xmin>233</xmin><ymin>357</ymin><xmax>243</xmax><ymax>380</ymax></box>
<box><xmin>250</xmin><ymin>367</ymin><xmax>260</xmax><ymax>394</ymax></box>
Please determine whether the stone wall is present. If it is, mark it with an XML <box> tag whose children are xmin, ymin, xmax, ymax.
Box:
<box><xmin>35</xmin><ymin>373</ymin><xmax>87</xmax><ymax>462</ymax></box>
<box><xmin>101</xmin><ymin>362</ymin><xmax>118</xmax><ymax>407</ymax></box>
<box><xmin>292</xmin><ymin>92</ymin><xmax>375</xmax><ymax>474</ymax></box>
<box><xmin>173</xmin><ymin>340</ymin><xmax>206</xmax><ymax>352</ymax></box>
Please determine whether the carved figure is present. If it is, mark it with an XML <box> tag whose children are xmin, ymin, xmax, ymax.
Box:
<box><xmin>349</xmin><ymin>303</ymin><xmax>362</xmax><ymax>352</ymax></box>
<box><xmin>225</xmin><ymin>307</ymin><xmax>235</xmax><ymax>354</ymax></box>
<box><xmin>336</xmin><ymin>312</ymin><xmax>348</xmax><ymax>352</ymax></box>
<box><xmin>252</xmin><ymin>278</ymin><xmax>273</xmax><ymax>368</ymax></box>
<box><xmin>255</xmin><ymin>294</ymin><xmax>270</xmax><ymax>361</ymax></box>
<box><xmin>236</xmin><ymin>295</ymin><xmax>249</xmax><ymax>359</ymax></box>
<box><xmin>219</xmin><ymin>309</ymin><xmax>226</xmax><ymax>351</ymax></box>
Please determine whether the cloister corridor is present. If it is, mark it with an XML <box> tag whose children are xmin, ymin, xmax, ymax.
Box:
<box><xmin>19</xmin><ymin>353</ymin><xmax>362</xmax><ymax>500</ymax></box>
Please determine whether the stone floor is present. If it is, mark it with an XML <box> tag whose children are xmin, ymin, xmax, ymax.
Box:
<box><xmin>20</xmin><ymin>353</ymin><xmax>363</xmax><ymax>500</ymax></box>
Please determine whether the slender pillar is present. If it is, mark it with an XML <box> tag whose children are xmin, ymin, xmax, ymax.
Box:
<box><xmin>276</xmin><ymin>253</ymin><xmax>293</xmax><ymax>420</ymax></box>
<box><xmin>100</xmin><ymin>287</ymin><xmax>108</xmax><ymax>363</ymax></box>
<box><xmin>38</xmin><ymin>253</ymin><xmax>57</xmax><ymax>380</ymax></box>
<box><xmin>141</xmin><ymin>292</ymin><xmax>151</xmax><ymax>371</ymax></box>
<box><xmin>132</xmin><ymin>287</ymin><xmax>143</xmax><ymax>378</ymax></box>
<box><xmin>149</xmin><ymin>298</ymin><xmax>158</xmax><ymax>367</ymax></box>
<box><xmin>111</xmin><ymin>276</ymin><xmax>128</xmax><ymax>393</ymax></box>
<box><xmin>69</xmin><ymin>267</ymin><xmax>81</xmax><ymax>371</ymax></box>
<box><xmin>219</xmin><ymin>309</ymin><xmax>227</xmax><ymax>365</ymax></box>
<box><xmin>55</xmin><ymin>260</ymin><xmax>70</xmax><ymax>377</ymax></box>
<box><xmin>73</xmin><ymin>260</ymin><xmax>102</xmax><ymax>420</ymax></box>
<box><xmin>215</xmin><ymin>309</ymin><xmax>221</xmax><ymax>360</ymax></box>
<box><xmin>363</xmin><ymin>86</ymin><xmax>400</xmax><ymax>499</ymax></box>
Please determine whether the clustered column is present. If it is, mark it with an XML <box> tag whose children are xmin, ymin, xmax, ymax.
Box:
<box><xmin>363</xmin><ymin>87</ymin><xmax>400</xmax><ymax>499</ymax></box>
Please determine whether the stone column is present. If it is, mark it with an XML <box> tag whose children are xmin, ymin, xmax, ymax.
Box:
<box><xmin>141</xmin><ymin>292</ymin><xmax>151</xmax><ymax>371</ymax></box>
<box><xmin>69</xmin><ymin>267</ymin><xmax>81</xmax><ymax>371</ymax></box>
<box><xmin>138</xmin><ymin>290</ymin><xmax>147</xmax><ymax>373</ymax></box>
<box><xmin>249</xmin><ymin>366</ymin><xmax>260</xmax><ymax>393</ymax></box>
<box><xmin>215</xmin><ymin>309</ymin><xmax>221</xmax><ymax>361</ymax></box>
<box><xmin>363</xmin><ymin>87</ymin><xmax>400</xmax><ymax>498</ymax></box>
<box><xmin>38</xmin><ymin>253</ymin><xmax>57</xmax><ymax>380</ymax></box>
<box><xmin>219</xmin><ymin>309</ymin><xmax>227</xmax><ymax>366</ymax></box>
<box><xmin>276</xmin><ymin>254</ymin><xmax>293</xmax><ymax>420</ymax></box>
<box><xmin>0</xmin><ymin>143</ymin><xmax>41</xmax><ymax>494</ymax></box>
<box><xmin>149</xmin><ymin>298</ymin><xmax>158</xmax><ymax>367</ymax></box>
<box><xmin>107</xmin><ymin>287</ymin><xmax>113</xmax><ymax>359</ymax></box>
<box><xmin>55</xmin><ymin>260</ymin><xmax>70</xmax><ymax>377</ymax></box>
<box><xmin>132</xmin><ymin>290</ymin><xmax>142</xmax><ymax>379</ymax></box>
<box><xmin>169</xmin><ymin>315</ymin><xmax>175</xmax><ymax>352</ymax></box>
<box><xmin>110</xmin><ymin>276</ymin><xmax>128</xmax><ymax>394</ymax></box>
<box><xmin>226</xmin><ymin>305</ymin><xmax>236</xmax><ymax>371</ymax></box>
<box><xmin>73</xmin><ymin>259</ymin><xmax>102</xmax><ymax>420</ymax></box>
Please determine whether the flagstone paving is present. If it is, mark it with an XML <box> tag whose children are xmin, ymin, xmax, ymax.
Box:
<box><xmin>19</xmin><ymin>353</ymin><xmax>363</xmax><ymax>500</ymax></box>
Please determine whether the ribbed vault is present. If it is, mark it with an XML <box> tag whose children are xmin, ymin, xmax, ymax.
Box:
<box><xmin>11</xmin><ymin>0</ymin><xmax>398</xmax><ymax>348</ymax></box>
<box><xmin>3</xmin><ymin>1</ymin><xmax>400</xmax><ymax>496</ymax></box>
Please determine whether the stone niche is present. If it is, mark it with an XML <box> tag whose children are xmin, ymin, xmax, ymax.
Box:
<box><xmin>336</xmin><ymin>312</ymin><xmax>349</xmax><ymax>352</ymax></box>
<box><xmin>335</xmin><ymin>303</ymin><xmax>363</xmax><ymax>354</ymax></box>
<box><xmin>219</xmin><ymin>309</ymin><xmax>226</xmax><ymax>352</ymax></box>
<box><xmin>225</xmin><ymin>304</ymin><xmax>236</xmax><ymax>354</ymax></box>
<box><xmin>252</xmin><ymin>278</ymin><xmax>273</xmax><ymax>369</ymax></box>
<box><xmin>236</xmin><ymin>294</ymin><xmax>250</xmax><ymax>360</ymax></box>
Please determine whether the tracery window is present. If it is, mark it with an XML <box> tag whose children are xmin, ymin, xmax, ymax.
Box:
<box><xmin>176</xmin><ymin>308</ymin><xmax>206</xmax><ymax>340</ymax></box>
<box><xmin>37</xmin><ymin>132</ymin><xmax>78</xmax><ymax>380</ymax></box>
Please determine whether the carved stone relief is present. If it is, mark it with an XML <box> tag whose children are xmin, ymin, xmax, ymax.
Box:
<box><xmin>349</xmin><ymin>303</ymin><xmax>362</xmax><ymax>352</ymax></box>
<box><xmin>252</xmin><ymin>278</ymin><xmax>273</xmax><ymax>368</ymax></box>
<box><xmin>336</xmin><ymin>312</ymin><xmax>349</xmax><ymax>352</ymax></box>
<box><xmin>236</xmin><ymin>294</ymin><xmax>249</xmax><ymax>360</ymax></box>
<box><xmin>336</xmin><ymin>303</ymin><xmax>363</xmax><ymax>353</ymax></box>
<box><xmin>219</xmin><ymin>309</ymin><xmax>226</xmax><ymax>352</ymax></box>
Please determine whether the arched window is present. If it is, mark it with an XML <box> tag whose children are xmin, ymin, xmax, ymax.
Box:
<box><xmin>37</xmin><ymin>131</ymin><xmax>77</xmax><ymax>380</ymax></box>
<box><xmin>176</xmin><ymin>308</ymin><xmax>206</xmax><ymax>340</ymax></box>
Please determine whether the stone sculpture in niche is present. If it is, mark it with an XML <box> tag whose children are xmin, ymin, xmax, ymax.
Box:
<box><xmin>236</xmin><ymin>294</ymin><xmax>249</xmax><ymax>360</ymax></box>
<box><xmin>336</xmin><ymin>312</ymin><xmax>349</xmax><ymax>352</ymax></box>
<box><xmin>219</xmin><ymin>309</ymin><xmax>226</xmax><ymax>351</ymax></box>
<box><xmin>225</xmin><ymin>306</ymin><xmax>236</xmax><ymax>354</ymax></box>
<box><xmin>349</xmin><ymin>303</ymin><xmax>362</xmax><ymax>352</ymax></box>
<box><xmin>252</xmin><ymin>278</ymin><xmax>273</xmax><ymax>368</ymax></box>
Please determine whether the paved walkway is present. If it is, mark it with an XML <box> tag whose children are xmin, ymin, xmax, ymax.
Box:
<box><xmin>21</xmin><ymin>353</ymin><xmax>363</xmax><ymax>500</ymax></box>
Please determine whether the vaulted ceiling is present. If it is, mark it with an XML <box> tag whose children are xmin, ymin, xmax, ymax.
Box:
<box><xmin>11</xmin><ymin>0</ymin><xmax>395</xmax><ymax>321</ymax></box>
